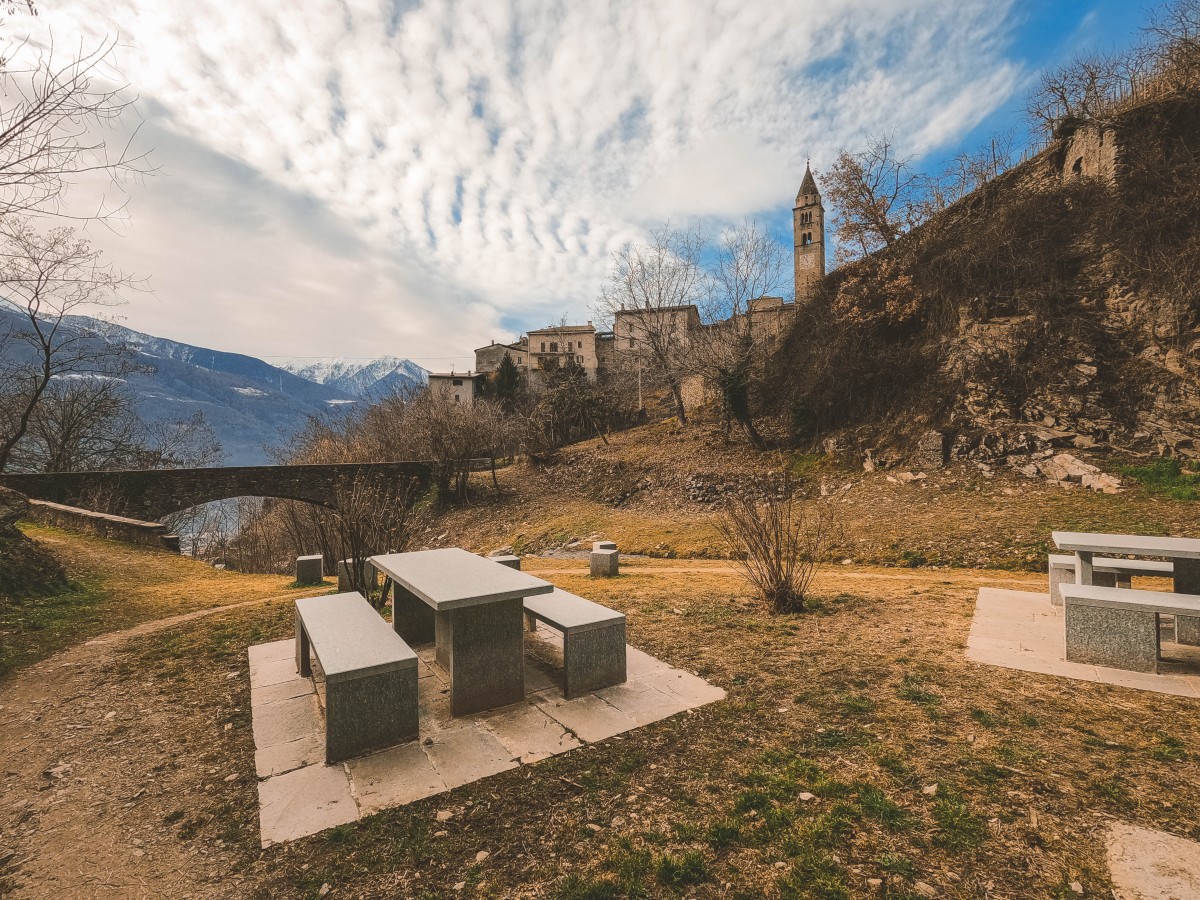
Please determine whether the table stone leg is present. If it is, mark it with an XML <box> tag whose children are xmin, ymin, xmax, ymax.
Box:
<box><xmin>446</xmin><ymin>597</ymin><xmax>525</xmax><ymax>716</ymax></box>
<box><xmin>393</xmin><ymin>583</ymin><xmax>435</xmax><ymax>645</ymax></box>
<box><xmin>435</xmin><ymin>610</ymin><xmax>451</xmax><ymax>668</ymax></box>
<box><xmin>1065</xmin><ymin>601</ymin><xmax>1160</xmax><ymax>673</ymax></box>
<box><xmin>1174</xmin><ymin>558</ymin><xmax>1200</xmax><ymax>645</ymax></box>
<box><xmin>1076</xmin><ymin>551</ymin><xmax>1094</xmax><ymax>586</ymax></box>
<box><xmin>295</xmin><ymin>612</ymin><xmax>311</xmax><ymax>678</ymax></box>
<box><xmin>1092</xmin><ymin>572</ymin><xmax>1118</xmax><ymax>588</ymax></box>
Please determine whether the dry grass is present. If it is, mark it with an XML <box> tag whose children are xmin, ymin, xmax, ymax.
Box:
<box><xmin>4</xmin><ymin>531</ymin><xmax>1198</xmax><ymax>898</ymax></box>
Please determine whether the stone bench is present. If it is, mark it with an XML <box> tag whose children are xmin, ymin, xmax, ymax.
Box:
<box><xmin>1048</xmin><ymin>553</ymin><xmax>1174</xmax><ymax>606</ymax></box>
<box><xmin>523</xmin><ymin>588</ymin><xmax>627</xmax><ymax>698</ymax></box>
<box><xmin>295</xmin><ymin>591</ymin><xmax>419</xmax><ymax>762</ymax></box>
<box><xmin>1060</xmin><ymin>583</ymin><xmax>1200</xmax><ymax>673</ymax></box>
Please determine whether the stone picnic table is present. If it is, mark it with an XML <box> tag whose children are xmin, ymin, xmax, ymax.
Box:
<box><xmin>1052</xmin><ymin>530</ymin><xmax>1200</xmax><ymax>647</ymax></box>
<box><xmin>369</xmin><ymin>548</ymin><xmax>554</xmax><ymax>716</ymax></box>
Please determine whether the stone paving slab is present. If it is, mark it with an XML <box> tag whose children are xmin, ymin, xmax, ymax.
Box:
<box><xmin>348</xmin><ymin>742</ymin><xmax>447</xmax><ymax>815</ymax></box>
<box><xmin>536</xmin><ymin>693</ymin><xmax>640</xmax><ymax>742</ymax></box>
<box><xmin>255</xmin><ymin>732</ymin><xmax>325</xmax><ymax>778</ymax></box>
<box><xmin>251</xmin><ymin>675</ymin><xmax>314</xmax><ymax>708</ymax></box>
<box><xmin>248</xmin><ymin>636</ymin><xmax>724</xmax><ymax>845</ymax></box>
<box><xmin>482</xmin><ymin>701</ymin><xmax>582</xmax><ymax>763</ymax></box>
<box><xmin>1107</xmin><ymin>821</ymin><xmax>1200</xmax><ymax>899</ymax></box>
<box><xmin>967</xmin><ymin>588</ymin><xmax>1200</xmax><ymax>698</ymax></box>
<box><xmin>423</xmin><ymin>726</ymin><xmax>519</xmax><ymax>789</ymax></box>
<box><xmin>248</xmin><ymin>639</ymin><xmax>293</xmax><ymax>668</ymax></box>
<box><xmin>251</xmin><ymin>693</ymin><xmax>322</xmax><ymax>749</ymax></box>
<box><xmin>258</xmin><ymin>762</ymin><xmax>357</xmax><ymax>846</ymax></box>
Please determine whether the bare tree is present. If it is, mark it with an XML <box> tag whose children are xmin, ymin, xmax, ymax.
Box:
<box><xmin>916</xmin><ymin>132</ymin><xmax>1017</xmax><ymax>218</ymax></box>
<box><xmin>595</xmin><ymin>226</ymin><xmax>705</xmax><ymax>424</ymax></box>
<box><xmin>692</xmin><ymin>221</ymin><xmax>789</xmax><ymax>448</ymax></box>
<box><xmin>0</xmin><ymin>33</ymin><xmax>151</xmax><ymax>222</ymax></box>
<box><xmin>0</xmin><ymin>221</ymin><xmax>132</xmax><ymax>471</ymax></box>
<box><xmin>12</xmin><ymin>373</ymin><xmax>138</xmax><ymax>472</ymax></box>
<box><xmin>1142</xmin><ymin>0</ymin><xmax>1200</xmax><ymax>90</ymax></box>
<box><xmin>1024</xmin><ymin>52</ymin><xmax>1135</xmax><ymax>137</ymax></box>
<box><xmin>824</xmin><ymin>136</ymin><xmax>924</xmax><ymax>263</ymax></box>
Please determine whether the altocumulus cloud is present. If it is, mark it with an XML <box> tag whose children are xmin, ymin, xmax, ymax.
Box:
<box><xmin>22</xmin><ymin>0</ymin><xmax>1022</xmax><ymax>363</ymax></box>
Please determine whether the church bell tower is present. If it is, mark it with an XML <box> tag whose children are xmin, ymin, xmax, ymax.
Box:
<box><xmin>793</xmin><ymin>162</ymin><xmax>825</xmax><ymax>303</ymax></box>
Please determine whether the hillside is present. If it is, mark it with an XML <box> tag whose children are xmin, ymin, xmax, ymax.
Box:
<box><xmin>1</xmin><ymin>315</ymin><xmax>422</xmax><ymax>466</ymax></box>
<box><xmin>775</xmin><ymin>91</ymin><xmax>1200</xmax><ymax>465</ymax></box>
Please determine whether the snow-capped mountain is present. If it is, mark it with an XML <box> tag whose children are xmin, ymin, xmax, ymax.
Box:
<box><xmin>281</xmin><ymin>356</ymin><xmax>428</xmax><ymax>399</ymax></box>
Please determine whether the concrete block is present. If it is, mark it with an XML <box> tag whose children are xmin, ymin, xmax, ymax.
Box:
<box><xmin>1065</xmin><ymin>601</ymin><xmax>1160</xmax><ymax>673</ymax></box>
<box><xmin>564</xmin><ymin>622</ymin><xmax>627</xmax><ymax>698</ymax></box>
<box><xmin>489</xmin><ymin>554</ymin><xmax>521</xmax><ymax>570</ymax></box>
<box><xmin>325</xmin><ymin>666</ymin><xmax>419</xmax><ymax>763</ymax></box>
<box><xmin>1048</xmin><ymin>555</ymin><xmax>1074</xmax><ymax>607</ymax></box>
<box><xmin>257</xmin><ymin>763</ymin><xmax>357</xmax><ymax>846</ymax></box>
<box><xmin>592</xmin><ymin>541</ymin><xmax>617</xmax><ymax>552</ymax></box>
<box><xmin>295</xmin><ymin>554</ymin><xmax>324</xmax><ymax>585</ymax></box>
<box><xmin>443</xmin><ymin>596</ymin><xmax>525</xmax><ymax>716</ymax></box>
<box><xmin>1175</xmin><ymin>558</ymin><xmax>1200</xmax><ymax>646</ymax></box>
<box><xmin>590</xmin><ymin>548</ymin><xmax>619</xmax><ymax>578</ymax></box>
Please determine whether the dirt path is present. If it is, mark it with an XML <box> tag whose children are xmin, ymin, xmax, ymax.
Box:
<box><xmin>0</xmin><ymin>553</ymin><xmax>1043</xmax><ymax>898</ymax></box>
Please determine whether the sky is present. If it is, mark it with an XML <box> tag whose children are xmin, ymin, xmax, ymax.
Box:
<box><xmin>11</xmin><ymin>0</ymin><xmax>1157</xmax><ymax>371</ymax></box>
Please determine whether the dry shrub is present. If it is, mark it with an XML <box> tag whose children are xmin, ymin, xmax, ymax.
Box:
<box><xmin>717</xmin><ymin>485</ymin><xmax>837</xmax><ymax>614</ymax></box>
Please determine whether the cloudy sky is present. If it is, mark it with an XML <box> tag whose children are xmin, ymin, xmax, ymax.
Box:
<box><xmin>16</xmin><ymin>0</ymin><xmax>1144</xmax><ymax>370</ymax></box>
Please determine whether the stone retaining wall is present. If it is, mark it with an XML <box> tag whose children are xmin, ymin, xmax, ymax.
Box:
<box><xmin>26</xmin><ymin>500</ymin><xmax>180</xmax><ymax>552</ymax></box>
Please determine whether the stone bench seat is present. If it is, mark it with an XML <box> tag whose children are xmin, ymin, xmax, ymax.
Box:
<box><xmin>295</xmin><ymin>592</ymin><xmax>419</xmax><ymax>762</ymax></box>
<box><xmin>523</xmin><ymin>588</ymin><xmax>627</xmax><ymax>698</ymax></box>
<box><xmin>1048</xmin><ymin>553</ymin><xmax>1174</xmax><ymax>606</ymax></box>
<box><xmin>1060</xmin><ymin>583</ymin><xmax>1200</xmax><ymax>673</ymax></box>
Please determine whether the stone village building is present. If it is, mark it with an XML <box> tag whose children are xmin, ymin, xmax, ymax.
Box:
<box><xmin>467</xmin><ymin>165</ymin><xmax>827</xmax><ymax>398</ymax></box>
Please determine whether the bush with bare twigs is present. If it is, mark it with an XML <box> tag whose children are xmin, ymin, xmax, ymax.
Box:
<box><xmin>717</xmin><ymin>483</ymin><xmax>837</xmax><ymax>614</ymax></box>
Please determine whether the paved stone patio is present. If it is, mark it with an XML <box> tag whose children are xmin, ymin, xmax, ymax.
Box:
<box><xmin>967</xmin><ymin>588</ymin><xmax>1200</xmax><ymax>697</ymax></box>
<box><xmin>248</xmin><ymin>626</ymin><xmax>725</xmax><ymax>845</ymax></box>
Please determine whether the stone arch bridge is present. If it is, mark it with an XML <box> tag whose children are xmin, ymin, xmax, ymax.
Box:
<box><xmin>0</xmin><ymin>461</ymin><xmax>432</xmax><ymax>522</ymax></box>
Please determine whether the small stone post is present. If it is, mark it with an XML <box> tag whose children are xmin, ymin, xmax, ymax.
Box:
<box><xmin>295</xmin><ymin>554</ymin><xmax>324</xmax><ymax>586</ymax></box>
<box><xmin>337</xmin><ymin>558</ymin><xmax>377</xmax><ymax>593</ymax></box>
<box><xmin>590</xmin><ymin>547</ymin><xmax>619</xmax><ymax>578</ymax></box>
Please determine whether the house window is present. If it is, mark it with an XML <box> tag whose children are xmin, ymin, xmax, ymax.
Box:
<box><xmin>452</xmin><ymin>379</ymin><xmax>463</xmax><ymax>386</ymax></box>
<box><xmin>549</xmin><ymin>342</ymin><xmax>558</xmax><ymax>352</ymax></box>
<box><xmin>577</xmin><ymin>355</ymin><xmax>583</xmax><ymax>364</ymax></box>
<box><xmin>540</xmin><ymin>342</ymin><xmax>546</xmax><ymax>352</ymax></box>
<box><xmin>567</xmin><ymin>341</ymin><xmax>573</xmax><ymax>352</ymax></box>
<box><xmin>454</xmin><ymin>394</ymin><xmax>460</xmax><ymax>403</ymax></box>
<box><xmin>629</xmin><ymin>337</ymin><xmax>635</xmax><ymax>348</ymax></box>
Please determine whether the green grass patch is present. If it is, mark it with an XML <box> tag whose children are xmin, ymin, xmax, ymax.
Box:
<box><xmin>931</xmin><ymin>794</ymin><xmax>988</xmax><ymax>852</ymax></box>
<box><xmin>1118</xmin><ymin>458</ymin><xmax>1200</xmax><ymax>500</ymax></box>
<box><xmin>0</xmin><ymin>575</ymin><xmax>108</xmax><ymax>678</ymax></box>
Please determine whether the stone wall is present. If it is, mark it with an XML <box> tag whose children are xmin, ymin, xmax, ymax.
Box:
<box><xmin>26</xmin><ymin>499</ymin><xmax>180</xmax><ymax>552</ymax></box>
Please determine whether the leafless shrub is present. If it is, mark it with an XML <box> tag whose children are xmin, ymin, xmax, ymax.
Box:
<box><xmin>717</xmin><ymin>483</ymin><xmax>837</xmax><ymax>614</ymax></box>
